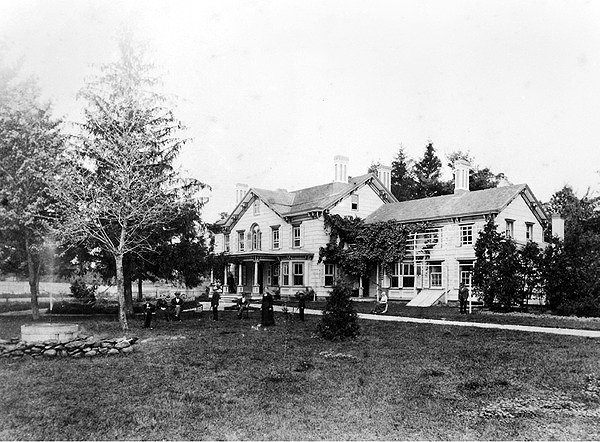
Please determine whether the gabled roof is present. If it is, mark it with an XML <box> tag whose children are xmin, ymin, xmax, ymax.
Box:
<box><xmin>365</xmin><ymin>184</ymin><xmax>549</xmax><ymax>225</ymax></box>
<box><xmin>218</xmin><ymin>173</ymin><xmax>396</xmax><ymax>228</ymax></box>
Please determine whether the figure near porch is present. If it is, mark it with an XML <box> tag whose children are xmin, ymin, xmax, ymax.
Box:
<box><xmin>261</xmin><ymin>291</ymin><xmax>275</xmax><ymax>326</ymax></box>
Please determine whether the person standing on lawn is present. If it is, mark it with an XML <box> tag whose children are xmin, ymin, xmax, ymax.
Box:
<box><xmin>143</xmin><ymin>298</ymin><xmax>155</xmax><ymax>329</ymax></box>
<box><xmin>458</xmin><ymin>282</ymin><xmax>469</xmax><ymax>314</ymax></box>
<box><xmin>261</xmin><ymin>291</ymin><xmax>275</xmax><ymax>326</ymax></box>
<box><xmin>172</xmin><ymin>292</ymin><xmax>183</xmax><ymax>321</ymax></box>
<box><xmin>297</xmin><ymin>290</ymin><xmax>306</xmax><ymax>321</ymax></box>
<box><xmin>211</xmin><ymin>288</ymin><xmax>220</xmax><ymax>320</ymax></box>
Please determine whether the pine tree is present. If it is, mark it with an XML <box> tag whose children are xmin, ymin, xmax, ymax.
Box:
<box><xmin>318</xmin><ymin>281</ymin><xmax>360</xmax><ymax>340</ymax></box>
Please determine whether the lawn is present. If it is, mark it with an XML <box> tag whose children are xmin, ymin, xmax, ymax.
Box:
<box><xmin>1</xmin><ymin>310</ymin><xmax>600</xmax><ymax>440</ymax></box>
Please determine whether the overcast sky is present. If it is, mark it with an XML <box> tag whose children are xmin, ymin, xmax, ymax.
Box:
<box><xmin>2</xmin><ymin>0</ymin><xmax>600</xmax><ymax>221</ymax></box>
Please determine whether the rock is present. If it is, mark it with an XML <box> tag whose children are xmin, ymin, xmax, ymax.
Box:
<box><xmin>44</xmin><ymin>349</ymin><xmax>57</xmax><ymax>357</ymax></box>
<box><xmin>101</xmin><ymin>342</ymin><xmax>112</xmax><ymax>348</ymax></box>
<box><xmin>120</xmin><ymin>346</ymin><xmax>134</xmax><ymax>354</ymax></box>
<box><xmin>82</xmin><ymin>347</ymin><xmax>92</xmax><ymax>352</ymax></box>
<box><xmin>115</xmin><ymin>341</ymin><xmax>130</xmax><ymax>349</ymax></box>
<box><xmin>99</xmin><ymin>348</ymin><xmax>108</xmax><ymax>354</ymax></box>
<box><xmin>60</xmin><ymin>350</ymin><xmax>68</xmax><ymax>357</ymax></box>
<box><xmin>86</xmin><ymin>350</ymin><xmax>97</xmax><ymax>357</ymax></box>
<box><xmin>72</xmin><ymin>352</ymin><xmax>83</xmax><ymax>359</ymax></box>
<box><xmin>107</xmin><ymin>349</ymin><xmax>119</xmax><ymax>355</ymax></box>
<box><xmin>0</xmin><ymin>338</ymin><xmax>10</xmax><ymax>345</ymax></box>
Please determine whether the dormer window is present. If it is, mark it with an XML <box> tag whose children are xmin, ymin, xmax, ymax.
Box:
<box><xmin>351</xmin><ymin>194</ymin><xmax>359</xmax><ymax>211</ymax></box>
<box><xmin>526</xmin><ymin>223</ymin><xmax>534</xmax><ymax>241</ymax></box>
<box><xmin>505</xmin><ymin>220</ymin><xmax>514</xmax><ymax>239</ymax></box>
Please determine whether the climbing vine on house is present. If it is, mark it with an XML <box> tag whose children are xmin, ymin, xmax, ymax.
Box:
<box><xmin>318</xmin><ymin>212</ymin><xmax>430</xmax><ymax>277</ymax></box>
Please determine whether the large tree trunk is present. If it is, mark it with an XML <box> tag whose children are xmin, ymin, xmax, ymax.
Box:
<box><xmin>137</xmin><ymin>277</ymin><xmax>143</xmax><ymax>302</ymax></box>
<box><xmin>25</xmin><ymin>236</ymin><xmax>41</xmax><ymax>321</ymax></box>
<box><xmin>123</xmin><ymin>255</ymin><xmax>133</xmax><ymax>314</ymax></box>
<box><xmin>115</xmin><ymin>251</ymin><xmax>129</xmax><ymax>331</ymax></box>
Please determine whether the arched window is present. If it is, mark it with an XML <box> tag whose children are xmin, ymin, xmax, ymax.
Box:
<box><xmin>251</xmin><ymin>224</ymin><xmax>261</xmax><ymax>250</ymax></box>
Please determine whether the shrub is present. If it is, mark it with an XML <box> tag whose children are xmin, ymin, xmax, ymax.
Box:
<box><xmin>69</xmin><ymin>277</ymin><xmax>97</xmax><ymax>301</ymax></box>
<box><xmin>318</xmin><ymin>281</ymin><xmax>360</xmax><ymax>341</ymax></box>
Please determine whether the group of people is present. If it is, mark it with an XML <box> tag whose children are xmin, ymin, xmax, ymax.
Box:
<box><xmin>143</xmin><ymin>292</ymin><xmax>184</xmax><ymax>328</ymax></box>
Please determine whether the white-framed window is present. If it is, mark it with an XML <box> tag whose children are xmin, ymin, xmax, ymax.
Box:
<box><xmin>251</xmin><ymin>224</ymin><xmax>261</xmax><ymax>250</ymax></box>
<box><xmin>526</xmin><ymin>223</ymin><xmax>534</xmax><ymax>241</ymax></box>
<box><xmin>351</xmin><ymin>194</ymin><xmax>359</xmax><ymax>211</ymax></box>
<box><xmin>324</xmin><ymin>264</ymin><xmax>335</xmax><ymax>286</ymax></box>
<box><xmin>272</xmin><ymin>264</ymin><xmax>280</xmax><ymax>286</ymax></box>
<box><xmin>293</xmin><ymin>262</ymin><xmax>304</xmax><ymax>286</ymax></box>
<box><xmin>253</xmin><ymin>199</ymin><xmax>260</xmax><ymax>215</ymax></box>
<box><xmin>429</xmin><ymin>262</ymin><xmax>442</xmax><ymax>287</ymax></box>
<box><xmin>459</xmin><ymin>262</ymin><xmax>474</xmax><ymax>287</ymax></box>
<box><xmin>505</xmin><ymin>220</ymin><xmax>514</xmax><ymax>238</ymax></box>
<box><xmin>271</xmin><ymin>226</ymin><xmax>280</xmax><ymax>249</ymax></box>
<box><xmin>237</xmin><ymin>231</ymin><xmax>245</xmax><ymax>252</ymax></box>
<box><xmin>282</xmin><ymin>262</ymin><xmax>289</xmax><ymax>286</ymax></box>
<box><xmin>460</xmin><ymin>224</ymin><xmax>473</xmax><ymax>246</ymax></box>
<box><xmin>391</xmin><ymin>263</ymin><xmax>400</xmax><ymax>288</ymax></box>
<box><xmin>390</xmin><ymin>263</ymin><xmax>415</xmax><ymax>288</ymax></box>
<box><xmin>224</xmin><ymin>234</ymin><xmax>230</xmax><ymax>252</ymax></box>
<box><xmin>292</xmin><ymin>225</ymin><xmax>301</xmax><ymax>247</ymax></box>
<box><xmin>402</xmin><ymin>263</ymin><xmax>415</xmax><ymax>288</ymax></box>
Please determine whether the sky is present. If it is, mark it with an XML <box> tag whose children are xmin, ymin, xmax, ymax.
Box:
<box><xmin>1</xmin><ymin>0</ymin><xmax>600</xmax><ymax>222</ymax></box>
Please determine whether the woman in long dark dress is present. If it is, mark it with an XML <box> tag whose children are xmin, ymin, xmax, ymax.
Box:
<box><xmin>261</xmin><ymin>291</ymin><xmax>275</xmax><ymax>326</ymax></box>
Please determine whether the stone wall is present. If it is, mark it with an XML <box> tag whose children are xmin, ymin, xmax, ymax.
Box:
<box><xmin>0</xmin><ymin>335</ymin><xmax>138</xmax><ymax>359</ymax></box>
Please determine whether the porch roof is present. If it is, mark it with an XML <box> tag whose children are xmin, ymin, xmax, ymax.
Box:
<box><xmin>224</xmin><ymin>251</ymin><xmax>315</xmax><ymax>261</ymax></box>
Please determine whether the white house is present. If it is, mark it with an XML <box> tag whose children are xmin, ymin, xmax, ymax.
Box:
<box><xmin>364</xmin><ymin>160</ymin><xmax>551</xmax><ymax>306</ymax></box>
<box><xmin>213</xmin><ymin>156</ymin><xmax>396</xmax><ymax>299</ymax></box>
<box><xmin>214</xmin><ymin>157</ymin><xmax>553</xmax><ymax>305</ymax></box>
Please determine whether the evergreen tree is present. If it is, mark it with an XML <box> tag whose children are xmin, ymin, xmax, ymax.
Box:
<box><xmin>412</xmin><ymin>142</ymin><xmax>444</xmax><ymax>198</ymax></box>
<box><xmin>390</xmin><ymin>144</ymin><xmax>416</xmax><ymax>201</ymax></box>
<box><xmin>318</xmin><ymin>281</ymin><xmax>360</xmax><ymax>340</ymax></box>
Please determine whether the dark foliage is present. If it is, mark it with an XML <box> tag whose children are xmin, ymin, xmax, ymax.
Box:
<box><xmin>318</xmin><ymin>281</ymin><xmax>360</xmax><ymax>340</ymax></box>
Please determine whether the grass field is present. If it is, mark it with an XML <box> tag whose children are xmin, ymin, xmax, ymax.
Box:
<box><xmin>1</xmin><ymin>310</ymin><xmax>600</xmax><ymax>440</ymax></box>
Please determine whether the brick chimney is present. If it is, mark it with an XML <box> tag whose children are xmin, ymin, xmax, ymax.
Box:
<box><xmin>454</xmin><ymin>159</ymin><xmax>470</xmax><ymax>193</ymax></box>
<box><xmin>334</xmin><ymin>155</ymin><xmax>349</xmax><ymax>183</ymax></box>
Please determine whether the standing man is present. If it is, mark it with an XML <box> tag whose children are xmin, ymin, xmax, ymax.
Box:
<box><xmin>297</xmin><ymin>291</ymin><xmax>306</xmax><ymax>321</ymax></box>
<box><xmin>172</xmin><ymin>292</ymin><xmax>183</xmax><ymax>321</ymax></box>
<box><xmin>143</xmin><ymin>298</ymin><xmax>155</xmax><ymax>329</ymax></box>
<box><xmin>211</xmin><ymin>288</ymin><xmax>220</xmax><ymax>320</ymax></box>
<box><xmin>458</xmin><ymin>282</ymin><xmax>469</xmax><ymax>314</ymax></box>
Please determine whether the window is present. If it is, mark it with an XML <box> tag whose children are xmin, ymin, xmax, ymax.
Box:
<box><xmin>253</xmin><ymin>199</ymin><xmax>260</xmax><ymax>215</ymax></box>
<box><xmin>351</xmin><ymin>194</ymin><xmax>359</xmax><ymax>211</ymax></box>
<box><xmin>292</xmin><ymin>225</ymin><xmax>301</xmax><ymax>247</ymax></box>
<box><xmin>237</xmin><ymin>231</ymin><xmax>245</xmax><ymax>252</ymax></box>
<box><xmin>391</xmin><ymin>263</ymin><xmax>415</xmax><ymax>288</ymax></box>
<box><xmin>429</xmin><ymin>262</ymin><xmax>442</xmax><ymax>287</ymax></box>
<box><xmin>459</xmin><ymin>262</ymin><xmax>474</xmax><ymax>287</ymax></box>
<box><xmin>251</xmin><ymin>224</ymin><xmax>261</xmax><ymax>250</ymax></box>
<box><xmin>526</xmin><ymin>223</ymin><xmax>534</xmax><ymax>241</ymax></box>
<box><xmin>505</xmin><ymin>220</ymin><xmax>514</xmax><ymax>238</ymax></box>
<box><xmin>324</xmin><ymin>264</ymin><xmax>335</xmax><ymax>286</ymax></box>
<box><xmin>272</xmin><ymin>264</ymin><xmax>280</xmax><ymax>286</ymax></box>
<box><xmin>391</xmin><ymin>263</ymin><xmax>400</xmax><ymax>288</ymax></box>
<box><xmin>271</xmin><ymin>226</ymin><xmax>280</xmax><ymax>249</ymax></box>
<box><xmin>460</xmin><ymin>224</ymin><xmax>473</xmax><ymax>246</ymax></box>
<box><xmin>293</xmin><ymin>262</ymin><xmax>304</xmax><ymax>286</ymax></box>
<box><xmin>224</xmin><ymin>234</ymin><xmax>230</xmax><ymax>252</ymax></box>
<box><xmin>282</xmin><ymin>262</ymin><xmax>289</xmax><ymax>285</ymax></box>
<box><xmin>402</xmin><ymin>263</ymin><xmax>415</xmax><ymax>288</ymax></box>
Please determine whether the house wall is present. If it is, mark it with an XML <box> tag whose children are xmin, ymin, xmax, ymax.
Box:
<box><xmin>329</xmin><ymin>182</ymin><xmax>387</xmax><ymax>218</ymax></box>
<box><xmin>370</xmin><ymin>193</ymin><xmax>547</xmax><ymax>303</ymax></box>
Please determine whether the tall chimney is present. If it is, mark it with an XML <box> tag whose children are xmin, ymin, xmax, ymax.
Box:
<box><xmin>334</xmin><ymin>155</ymin><xmax>349</xmax><ymax>183</ymax></box>
<box><xmin>552</xmin><ymin>214</ymin><xmax>565</xmax><ymax>240</ymax></box>
<box><xmin>454</xmin><ymin>159</ymin><xmax>470</xmax><ymax>193</ymax></box>
<box><xmin>235</xmin><ymin>183</ymin><xmax>248</xmax><ymax>204</ymax></box>
<box><xmin>375</xmin><ymin>164</ymin><xmax>392</xmax><ymax>191</ymax></box>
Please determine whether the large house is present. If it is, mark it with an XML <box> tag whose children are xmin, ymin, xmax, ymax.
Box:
<box><xmin>364</xmin><ymin>159</ymin><xmax>551</xmax><ymax>305</ymax></box>
<box><xmin>214</xmin><ymin>156</ymin><xmax>396</xmax><ymax>299</ymax></box>
<box><xmin>214</xmin><ymin>157</ymin><xmax>555</xmax><ymax>305</ymax></box>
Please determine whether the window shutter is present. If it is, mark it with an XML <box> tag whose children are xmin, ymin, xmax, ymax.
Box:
<box><xmin>300</xmin><ymin>223</ymin><xmax>305</xmax><ymax>247</ymax></box>
<box><xmin>289</xmin><ymin>225</ymin><xmax>293</xmax><ymax>248</ymax></box>
<box><xmin>246</xmin><ymin>231</ymin><xmax>251</xmax><ymax>251</ymax></box>
<box><xmin>423</xmin><ymin>263</ymin><xmax>430</xmax><ymax>289</ymax></box>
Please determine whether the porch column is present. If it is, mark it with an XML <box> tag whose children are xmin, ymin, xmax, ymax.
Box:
<box><xmin>238</xmin><ymin>263</ymin><xmax>244</xmax><ymax>294</ymax></box>
<box><xmin>358</xmin><ymin>276</ymin><xmax>364</xmax><ymax>298</ymax></box>
<box><xmin>253</xmin><ymin>259</ymin><xmax>260</xmax><ymax>295</ymax></box>
<box><xmin>210</xmin><ymin>269</ymin><xmax>214</xmax><ymax>284</ymax></box>
<box><xmin>223</xmin><ymin>265</ymin><xmax>228</xmax><ymax>293</ymax></box>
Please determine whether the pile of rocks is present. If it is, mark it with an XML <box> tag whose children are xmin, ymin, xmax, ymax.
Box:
<box><xmin>0</xmin><ymin>336</ymin><xmax>138</xmax><ymax>359</ymax></box>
